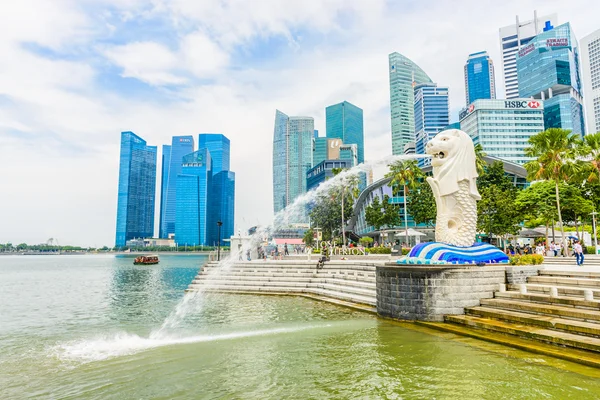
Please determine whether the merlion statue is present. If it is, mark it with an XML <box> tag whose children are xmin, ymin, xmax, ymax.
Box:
<box><xmin>425</xmin><ymin>129</ymin><xmax>480</xmax><ymax>247</ymax></box>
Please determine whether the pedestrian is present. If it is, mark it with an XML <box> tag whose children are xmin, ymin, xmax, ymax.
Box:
<box><xmin>284</xmin><ymin>243</ymin><xmax>289</xmax><ymax>256</ymax></box>
<box><xmin>246</xmin><ymin>249</ymin><xmax>251</xmax><ymax>261</ymax></box>
<box><xmin>573</xmin><ymin>239</ymin><xmax>584</xmax><ymax>266</ymax></box>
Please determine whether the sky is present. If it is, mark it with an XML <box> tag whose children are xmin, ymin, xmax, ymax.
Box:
<box><xmin>1</xmin><ymin>0</ymin><xmax>599</xmax><ymax>247</ymax></box>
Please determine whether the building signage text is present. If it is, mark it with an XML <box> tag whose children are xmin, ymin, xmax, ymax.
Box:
<box><xmin>546</xmin><ymin>38</ymin><xmax>568</xmax><ymax>48</ymax></box>
<box><xmin>518</xmin><ymin>43</ymin><xmax>535</xmax><ymax>58</ymax></box>
<box><xmin>504</xmin><ymin>100</ymin><xmax>540</xmax><ymax>109</ymax></box>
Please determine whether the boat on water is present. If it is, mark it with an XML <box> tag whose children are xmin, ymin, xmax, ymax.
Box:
<box><xmin>133</xmin><ymin>255</ymin><xmax>159</xmax><ymax>265</ymax></box>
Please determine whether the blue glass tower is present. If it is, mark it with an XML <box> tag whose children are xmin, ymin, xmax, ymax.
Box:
<box><xmin>414</xmin><ymin>83</ymin><xmax>450</xmax><ymax>167</ymax></box>
<box><xmin>159</xmin><ymin>136</ymin><xmax>194</xmax><ymax>238</ymax></box>
<box><xmin>325</xmin><ymin>101</ymin><xmax>364</xmax><ymax>164</ymax></box>
<box><xmin>199</xmin><ymin>134</ymin><xmax>235</xmax><ymax>245</ymax></box>
<box><xmin>464</xmin><ymin>51</ymin><xmax>496</xmax><ymax>105</ymax></box>
<box><xmin>175</xmin><ymin>149</ymin><xmax>212</xmax><ymax>246</ymax></box>
<box><xmin>115</xmin><ymin>131</ymin><xmax>157</xmax><ymax>247</ymax></box>
<box><xmin>198</xmin><ymin>134</ymin><xmax>230</xmax><ymax>175</ymax></box>
<box><xmin>272</xmin><ymin>110</ymin><xmax>314</xmax><ymax>219</ymax></box>
<box><xmin>516</xmin><ymin>22</ymin><xmax>585</xmax><ymax>136</ymax></box>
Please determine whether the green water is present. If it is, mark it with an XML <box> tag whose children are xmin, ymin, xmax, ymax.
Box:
<box><xmin>1</xmin><ymin>255</ymin><xmax>599</xmax><ymax>399</ymax></box>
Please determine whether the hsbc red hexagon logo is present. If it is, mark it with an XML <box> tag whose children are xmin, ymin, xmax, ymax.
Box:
<box><xmin>528</xmin><ymin>100</ymin><xmax>540</xmax><ymax>109</ymax></box>
<box><xmin>468</xmin><ymin>104</ymin><xmax>475</xmax><ymax>113</ymax></box>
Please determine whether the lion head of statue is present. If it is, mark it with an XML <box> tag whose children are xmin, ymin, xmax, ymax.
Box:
<box><xmin>426</xmin><ymin>129</ymin><xmax>481</xmax><ymax>199</ymax></box>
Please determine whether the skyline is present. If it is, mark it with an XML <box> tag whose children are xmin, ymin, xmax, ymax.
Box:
<box><xmin>1</xmin><ymin>1</ymin><xmax>599</xmax><ymax>246</ymax></box>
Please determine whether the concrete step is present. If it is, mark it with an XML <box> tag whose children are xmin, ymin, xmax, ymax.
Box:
<box><xmin>466</xmin><ymin>306</ymin><xmax>600</xmax><ymax>337</ymax></box>
<box><xmin>539</xmin><ymin>270</ymin><xmax>600</xmax><ymax>279</ymax></box>
<box><xmin>415</xmin><ymin>321</ymin><xmax>600</xmax><ymax>369</ymax></box>
<box><xmin>494</xmin><ymin>291</ymin><xmax>600</xmax><ymax>310</ymax></box>
<box><xmin>187</xmin><ymin>284</ymin><xmax>376</xmax><ymax>306</ymax></box>
<box><xmin>195</xmin><ymin>270</ymin><xmax>376</xmax><ymax>282</ymax></box>
<box><xmin>192</xmin><ymin>279</ymin><xmax>375</xmax><ymax>298</ymax></box>
<box><xmin>507</xmin><ymin>284</ymin><xmax>600</xmax><ymax>298</ymax></box>
<box><xmin>193</xmin><ymin>275</ymin><xmax>375</xmax><ymax>290</ymax></box>
<box><xmin>527</xmin><ymin>275</ymin><xmax>600</xmax><ymax>288</ymax></box>
<box><xmin>445</xmin><ymin>314</ymin><xmax>600</xmax><ymax>353</ymax></box>
<box><xmin>480</xmin><ymin>298</ymin><xmax>600</xmax><ymax>323</ymax></box>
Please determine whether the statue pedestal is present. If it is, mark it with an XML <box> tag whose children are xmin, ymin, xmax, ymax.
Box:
<box><xmin>396</xmin><ymin>242</ymin><xmax>509</xmax><ymax>265</ymax></box>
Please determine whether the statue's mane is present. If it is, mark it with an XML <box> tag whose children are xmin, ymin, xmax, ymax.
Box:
<box><xmin>433</xmin><ymin>130</ymin><xmax>481</xmax><ymax>200</ymax></box>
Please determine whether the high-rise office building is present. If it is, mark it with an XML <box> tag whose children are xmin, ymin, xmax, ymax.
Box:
<box><xmin>581</xmin><ymin>28</ymin><xmax>600</xmax><ymax>135</ymax></box>
<box><xmin>312</xmin><ymin>136</ymin><xmax>328</xmax><ymax>167</ymax></box>
<box><xmin>464</xmin><ymin>51</ymin><xmax>496</xmax><ymax>104</ymax></box>
<box><xmin>159</xmin><ymin>135</ymin><xmax>194</xmax><ymax>238</ymax></box>
<box><xmin>115</xmin><ymin>131</ymin><xmax>157</xmax><ymax>247</ymax></box>
<box><xmin>175</xmin><ymin>149</ymin><xmax>212</xmax><ymax>246</ymax></box>
<box><xmin>389</xmin><ymin>52</ymin><xmax>433</xmax><ymax>155</ymax></box>
<box><xmin>272</xmin><ymin>110</ymin><xmax>314</xmax><ymax>217</ymax></box>
<box><xmin>460</xmin><ymin>99</ymin><xmax>545</xmax><ymax>165</ymax></box>
<box><xmin>199</xmin><ymin>133</ymin><xmax>235</xmax><ymax>246</ymax></box>
<box><xmin>210</xmin><ymin>170</ymin><xmax>235</xmax><ymax>246</ymax></box>
<box><xmin>325</xmin><ymin>101</ymin><xmax>364</xmax><ymax>163</ymax></box>
<box><xmin>414</xmin><ymin>83</ymin><xmax>450</xmax><ymax>167</ymax></box>
<box><xmin>499</xmin><ymin>12</ymin><xmax>558</xmax><ymax>99</ymax></box>
<box><xmin>198</xmin><ymin>134</ymin><xmax>230</xmax><ymax>175</ymax></box>
<box><xmin>516</xmin><ymin>22</ymin><xmax>585</xmax><ymax>136</ymax></box>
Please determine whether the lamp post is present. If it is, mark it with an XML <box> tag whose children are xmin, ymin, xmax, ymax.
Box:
<box><xmin>217</xmin><ymin>220</ymin><xmax>223</xmax><ymax>261</ymax></box>
<box><xmin>591</xmin><ymin>211</ymin><xmax>598</xmax><ymax>255</ymax></box>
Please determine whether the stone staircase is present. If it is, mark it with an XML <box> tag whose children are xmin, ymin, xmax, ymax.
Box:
<box><xmin>186</xmin><ymin>260</ymin><xmax>378</xmax><ymax>313</ymax></box>
<box><xmin>436</xmin><ymin>269</ymin><xmax>600</xmax><ymax>367</ymax></box>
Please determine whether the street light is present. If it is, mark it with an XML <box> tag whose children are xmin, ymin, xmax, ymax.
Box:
<box><xmin>591</xmin><ymin>211</ymin><xmax>598</xmax><ymax>255</ymax></box>
<box><xmin>217</xmin><ymin>220</ymin><xmax>223</xmax><ymax>261</ymax></box>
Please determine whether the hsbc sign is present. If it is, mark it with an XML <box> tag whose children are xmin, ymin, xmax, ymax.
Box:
<box><xmin>504</xmin><ymin>100</ymin><xmax>541</xmax><ymax>109</ymax></box>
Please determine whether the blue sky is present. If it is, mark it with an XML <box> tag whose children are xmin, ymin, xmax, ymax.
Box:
<box><xmin>1</xmin><ymin>0</ymin><xmax>599</xmax><ymax>246</ymax></box>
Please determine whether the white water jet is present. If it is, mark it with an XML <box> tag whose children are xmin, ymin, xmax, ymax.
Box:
<box><xmin>151</xmin><ymin>153</ymin><xmax>430</xmax><ymax>337</ymax></box>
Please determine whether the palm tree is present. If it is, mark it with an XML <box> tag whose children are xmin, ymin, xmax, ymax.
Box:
<box><xmin>474</xmin><ymin>143</ymin><xmax>487</xmax><ymax>176</ymax></box>
<box><xmin>524</xmin><ymin>128</ymin><xmax>583</xmax><ymax>256</ymax></box>
<box><xmin>385</xmin><ymin>160</ymin><xmax>424</xmax><ymax>246</ymax></box>
<box><xmin>579</xmin><ymin>132</ymin><xmax>600</xmax><ymax>182</ymax></box>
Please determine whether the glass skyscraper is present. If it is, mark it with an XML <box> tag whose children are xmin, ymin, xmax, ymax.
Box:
<box><xmin>325</xmin><ymin>101</ymin><xmax>364</xmax><ymax>164</ymax></box>
<box><xmin>460</xmin><ymin>99</ymin><xmax>545</xmax><ymax>165</ymax></box>
<box><xmin>198</xmin><ymin>134</ymin><xmax>230</xmax><ymax>175</ymax></box>
<box><xmin>199</xmin><ymin>133</ymin><xmax>235</xmax><ymax>246</ymax></box>
<box><xmin>312</xmin><ymin>136</ymin><xmax>328</xmax><ymax>167</ymax></box>
<box><xmin>414</xmin><ymin>83</ymin><xmax>450</xmax><ymax>167</ymax></box>
<box><xmin>499</xmin><ymin>12</ymin><xmax>558</xmax><ymax>99</ymax></box>
<box><xmin>159</xmin><ymin>135</ymin><xmax>194</xmax><ymax>238</ymax></box>
<box><xmin>115</xmin><ymin>131</ymin><xmax>157</xmax><ymax>247</ymax></box>
<box><xmin>272</xmin><ymin>110</ymin><xmax>314</xmax><ymax>219</ymax></box>
<box><xmin>175</xmin><ymin>149</ymin><xmax>212</xmax><ymax>246</ymax></box>
<box><xmin>581</xmin><ymin>28</ymin><xmax>600</xmax><ymax>134</ymax></box>
<box><xmin>389</xmin><ymin>52</ymin><xmax>432</xmax><ymax>155</ymax></box>
<box><xmin>516</xmin><ymin>22</ymin><xmax>585</xmax><ymax>136</ymax></box>
<box><xmin>464</xmin><ymin>51</ymin><xmax>496</xmax><ymax>104</ymax></box>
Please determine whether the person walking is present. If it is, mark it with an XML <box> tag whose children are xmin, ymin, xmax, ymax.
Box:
<box><xmin>284</xmin><ymin>243</ymin><xmax>289</xmax><ymax>256</ymax></box>
<box><xmin>573</xmin><ymin>240</ymin><xmax>584</xmax><ymax>266</ymax></box>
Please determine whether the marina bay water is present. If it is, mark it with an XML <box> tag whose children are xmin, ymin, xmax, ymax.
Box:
<box><xmin>1</xmin><ymin>255</ymin><xmax>600</xmax><ymax>399</ymax></box>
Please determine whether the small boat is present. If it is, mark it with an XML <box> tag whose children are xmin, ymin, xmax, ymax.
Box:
<box><xmin>133</xmin><ymin>255</ymin><xmax>159</xmax><ymax>265</ymax></box>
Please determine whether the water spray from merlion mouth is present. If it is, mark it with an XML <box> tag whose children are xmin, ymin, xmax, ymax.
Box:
<box><xmin>150</xmin><ymin>153</ymin><xmax>431</xmax><ymax>338</ymax></box>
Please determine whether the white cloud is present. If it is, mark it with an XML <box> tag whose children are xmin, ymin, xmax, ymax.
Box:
<box><xmin>1</xmin><ymin>0</ymin><xmax>600</xmax><ymax>246</ymax></box>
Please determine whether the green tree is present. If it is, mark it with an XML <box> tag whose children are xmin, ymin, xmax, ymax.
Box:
<box><xmin>579</xmin><ymin>132</ymin><xmax>600</xmax><ymax>183</ymax></box>
<box><xmin>515</xmin><ymin>181</ymin><xmax>558</xmax><ymax>245</ymax></box>
<box><xmin>331</xmin><ymin>168</ymin><xmax>361</xmax><ymax>246</ymax></box>
<box><xmin>406</xmin><ymin>181</ymin><xmax>436</xmax><ymax>227</ymax></box>
<box><xmin>385</xmin><ymin>160</ymin><xmax>424</xmax><ymax>244</ymax></box>
<box><xmin>381</xmin><ymin>194</ymin><xmax>401</xmax><ymax>229</ymax></box>
<box><xmin>302</xmin><ymin>228</ymin><xmax>315</xmax><ymax>247</ymax></box>
<box><xmin>474</xmin><ymin>143</ymin><xmax>487</xmax><ymax>176</ymax></box>
<box><xmin>524</xmin><ymin>128</ymin><xmax>583</xmax><ymax>255</ymax></box>
<box><xmin>359</xmin><ymin>236</ymin><xmax>373</xmax><ymax>247</ymax></box>
<box><xmin>365</xmin><ymin>195</ymin><xmax>385</xmax><ymax>231</ymax></box>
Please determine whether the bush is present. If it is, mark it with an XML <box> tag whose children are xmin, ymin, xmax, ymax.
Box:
<box><xmin>586</xmin><ymin>246</ymin><xmax>597</xmax><ymax>254</ymax></box>
<box><xmin>366</xmin><ymin>247</ymin><xmax>391</xmax><ymax>254</ymax></box>
<box><xmin>402</xmin><ymin>248</ymin><xmax>410</xmax><ymax>256</ymax></box>
<box><xmin>509</xmin><ymin>254</ymin><xmax>544</xmax><ymax>265</ymax></box>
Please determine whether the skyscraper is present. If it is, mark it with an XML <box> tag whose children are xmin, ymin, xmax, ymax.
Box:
<box><xmin>499</xmin><ymin>12</ymin><xmax>558</xmax><ymax>99</ymax></box>
<box><xmin>199</xmin><ymin>133</ymin><xmax>235</xmax><ymax>246</ymax></box>
<box><xmin>464</xmin><ymin>51</ymin><xmax>496</xmax><ymax>104</ymax></box>
<box><xmin>460</xmin><ymin>99</ymin><xmax>545</xmax><ymax>165</ymax></box>
<box><xmin>175</xmin><ymin>149</ymin><xmax>212</xmax><ymax>246</ymax></box>
<box><xmin>581</xmin><ymin>28</ymin><xmax>600</xmax><ymax>135</ymax></box>
<box><xmin>516</xmin><ymin>22</ymin><xmax>585</xmax><ymax>136</ymax></box>
<box><xmin>414</xmin><ymin>83</ymin><xmax>450</xmax><ymax>167</ymax></box>
<box><xmin>159</xmin><ymin>135</ymin><xmax>194</xmax><ymax>238</ymax></box>
<box><xmin>115</xmin><ymin>131</ymin><xmax>157</xmax><ymax>247</ymax></box>
<box><xmin>389</xmin><ymin>52</ymin><xmax>433</xmax><ymax>155</ymax></box>
<box><xmin>272</xmin><ymin>110</ymin><xmax>314</xmax><ymax>217</ymax></box>
<box><xmin>198</xmin><ymin>134</ymin><xmax>230</xmax><ymax>175</ymax></box>
<box><xmin>325</xmin><ymin>101</ymin><xmax>364</xmax><ymax>163</ymax></box>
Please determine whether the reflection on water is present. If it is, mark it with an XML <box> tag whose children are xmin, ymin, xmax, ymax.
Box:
<box><xmin>1</xmin><ymin>255</ymin><xmax>600</xmax><ymax>400</ymax></box>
